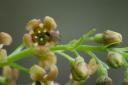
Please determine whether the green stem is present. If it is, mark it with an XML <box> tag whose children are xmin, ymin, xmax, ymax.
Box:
<box><xmin>77</xmin><ymin>45</ymin><xmax>108</xmax><ymax>52</ymax></box>
<box><xmin>0</xmin><ymin>48</ymin><xmax>33</xmax><ymax>66</ymax></box>
<box><xmin>9</xmin><ymin>43</ymin><xmax>25</xmax><ymax>56</ymax></box>
<box><xmin>72</xmin><ymin>50</ymin><xmax>81</xmax><ymax>58</ymax></box>
<box><xmin>55</xmin><ymin>51</ymin><xmax>75</xmax><ymax>65</ymax></box>
<box><xmin>10</xmin><ymin>63</ymin><xmax>29</xmax><ymax>73</ymax></box>
<box><xmin>0</xmin><ymin>45</ymin><xmax>108</xmax><ymax>67</ymax></box>
<box><xmin>51</xmin><ymin>45</ymin><xmax>108</xmax><ymax>52</ymax></box>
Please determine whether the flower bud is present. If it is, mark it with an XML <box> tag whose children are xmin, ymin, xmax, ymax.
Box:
<box><xmin>107</xmin><ymin>52</ymin><xmax>124</xmax><ymax>68</ymax></box>
<box><xmin>0</xmin><ymin>32</ymin><xmax>12</xmax><ymax>45</ymax></box>
<box><xmin>0</xmin><ymin>49</ymin><xmax>7</xmax><ymax>62</ymax></box>
<box><xmin>3</xmin><ymin>66</ymin><xmax>19</xmax><ymax>80</ymax></box>
<box><xmin>29</xmin><ymin>65</ymin><xmax>46</xmax><ymax>81</ymax></box>
<box><xmin>71</xmin><ymin>57</ymin><xmax>89</xmax><ymax>81</ymax></box>
<box><xmin>43</xmin><ymin>16</ymin><xmax>57</xmax><ymax>31</ymax></box>
<box><xmin>95</xmin><ymin>76</ymin><xmax>112</xmax><ymax>85</ymax></box>
<box><xmin>103</xmin><ymin>30</ymin><xmax>122</xmax><ymax>46</ymax></box>
<box><xmin>44</xmin><ymin>65</ymin><xmax>58</xmax><ymax>81</ymax></box>
<box><xmin>94</xmin><ymin>30</ymin><xmax>122</xmax><ymax>46</ymax></box>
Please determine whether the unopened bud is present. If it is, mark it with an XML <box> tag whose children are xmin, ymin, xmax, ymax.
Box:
<box><xmin>107</xmin><ymin>52</ymin><xmax>124</xmax><ymax>68</ymax></box>
<box><xmin>0</xmin><ymin>49</ymin><xmax>7</xmax><ymax>62</ymax></box>
<box><xmin>43</xmin><ymin>16</ymin><xmax>57</xmax><ymax>31</ymax></box>
<box><xmin>44</xmin><ymin>65</ymin><xmax>58</xmax><ymax>81</ymax></box>
<box><xmin>3</xmin><ymin>66</ymin><xmax>19</xmax><ymax>80</ymax></box>
<box><xmin>94</xmin><ymin>30</ymin><xmax>122</xmax><ymax>46</ymax></box>
<box><xmin>71</xmin><ymin>57</ymin><xmax>89</xmax><ymax>81</ymax></box>
<box><xmin>29</xmin><ymin>65</ymin><xmax>46</xmax><ymax>81</ymax></box>
<box><xmin>95</xmin><ymin>76</ymin><xmax>112</xmax><ymax>85</ymax></box>
<box><xmin>103</xmin><ymin>30</ymin><xmax>122</xmax><ymax>46</ymax></box>
<box><xmin>0</xmin><ymin>32</ymin><xmax>12</xmax><ymax>45</ymax></box>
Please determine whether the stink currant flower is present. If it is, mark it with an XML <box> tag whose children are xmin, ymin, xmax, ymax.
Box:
<box><xmin>71</xmin><ymin>57</ymin><xmax>90</xmax><ymax>81</ymax></box>
<box><xmin>107</xmin><ymin>52</ymin><xmax>124</xmax><ymax>68</ymax></box>
<box><xmin>24</xmin><ymin>16</ymin><xmax>59</xmax><ymax>47</ymax></box>
<box><xmin>94</xmin><ymin>30</ymin><xmax>122</xmax><ymax>46</ymax></box>
<box><xmin>23</xmin><ymin>16</ymin><xmax>59</xmax><ymax>58</ymax></box>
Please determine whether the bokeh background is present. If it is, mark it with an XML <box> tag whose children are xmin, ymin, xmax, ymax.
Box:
<box><xmin>0</xmin><ymin>0</ymin><xmax>128</xmax><ymax>85</ymax></box>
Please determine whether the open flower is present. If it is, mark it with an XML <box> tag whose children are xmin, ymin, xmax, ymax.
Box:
<box><xmin>24</xmin><ymin>16</ymin><xmax>59</xmax><ymax>48</ymax></box>
<box><xmin>23</xmin><ymin>16</ymin><xmax>59</xmax><ymax>58</ymax></box>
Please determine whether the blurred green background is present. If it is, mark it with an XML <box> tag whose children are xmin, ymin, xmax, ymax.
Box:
<box><xmin>0</xmin><ymin>0</ymin><xmax>128</xmax><ymax>85</ymax></box>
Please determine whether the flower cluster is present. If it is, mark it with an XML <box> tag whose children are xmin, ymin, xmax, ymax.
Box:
<box><xmin>0</xmin><ymin>16</ymin><xmax>128</xmax><ymax>85</ymax></box>
<box><xmin>23</xmin><ymin>16</ymin><xmax>59</xmax><ymax>85</ymax></box>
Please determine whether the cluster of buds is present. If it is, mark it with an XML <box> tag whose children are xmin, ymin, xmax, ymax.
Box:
<box><xmin>94</xmin><ymin>30</ymin><xmax>125</xmax><ymax>68</ymax></box>
<box><xmin>24</xmin><ymin>16</ymin><xmax>59</xmax><ymax>85</ymax></box>
<box><xmin>0</xmin><ymin>32</ymin><xmax>19</xmax><ymax>85</ymax></box>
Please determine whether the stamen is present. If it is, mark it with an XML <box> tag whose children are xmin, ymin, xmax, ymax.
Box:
<box><xmin>38</xmin><ymin>30</ymin><xmax>41</xmax><ymax>34</ymax></box>
<box><xmin>34</xmin><ymin>36</ymin><xmax>38</xmax><ymax>39</ymax></box>
<box><xmin>40</xmin><ymin>38</ymin><xmax>43</xmax><ymax>41</ymax></box>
